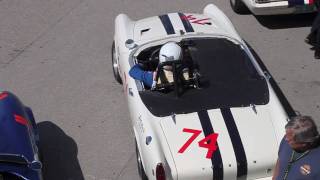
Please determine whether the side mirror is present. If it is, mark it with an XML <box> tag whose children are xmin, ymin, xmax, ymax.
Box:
<box><xmin>125</xmin><ymin>39</ymin><xmax>137</xmax><ymax>49</ymax></box>
<box><xmin>29</xmin><ymin>160</ymin><xmax>42</xmax><ymax>171</ymax></box>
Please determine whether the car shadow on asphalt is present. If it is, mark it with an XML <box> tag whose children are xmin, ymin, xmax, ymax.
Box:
<box><xmin>37</xmin><ymin>121</ymin><xmax>84</xmax><ymax>180</ymax></box>
<box><xmin>245</xmin><ymin>42</ymin><xmax>297</xmax><ymax>118</ymax></box>
<box><xmin>254</xmin><ymin>12</ymin><xmax>316</xmax><ymax>29</ymax></box>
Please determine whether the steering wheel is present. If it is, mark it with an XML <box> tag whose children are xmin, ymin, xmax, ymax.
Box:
<box><xmin>137</xmin><ymin>48</ymin><xmax>160</xmax><ymax>71</ymax></box>
<box><xmin>148</xmin><ymin>48</ymin><xmax>160</xmax><ymax>66</ymax></box>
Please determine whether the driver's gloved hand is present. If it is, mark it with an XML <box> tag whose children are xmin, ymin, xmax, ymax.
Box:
<box><xmin>151</xmin><ymin>80</ymin><xmax>157</xmax><ymax>90</ymax></box>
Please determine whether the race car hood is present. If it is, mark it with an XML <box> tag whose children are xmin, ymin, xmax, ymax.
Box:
<box><xmin>160</xmin><ymin>106</ymin><xmax>279</xmax><ymax>179</ymax></box>
<box><xmin>0</xmin><ymin>92</ymin><xmax>41</xmax><ymax>179</ymax></box>
<box><xmin>133</xmin><ymin>12</ymin><xmax>240</xmax><ymax>43</ymax></box>
<box><xmin>0</xmin><ymin>92</ymin><xmax>35</xmax><ymax>162</ymax></box>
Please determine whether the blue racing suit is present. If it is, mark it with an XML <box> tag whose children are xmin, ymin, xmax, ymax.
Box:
<box><xmin>129</xmin><ymin>64</ymin><xmax>153</xmax><ymax>88</ymax></box>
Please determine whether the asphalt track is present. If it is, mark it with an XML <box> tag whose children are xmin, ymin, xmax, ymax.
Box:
<box><xmin>0</xmin><ymin>0</ymin><xmax>319</xmax><ymax>179</ymax></box>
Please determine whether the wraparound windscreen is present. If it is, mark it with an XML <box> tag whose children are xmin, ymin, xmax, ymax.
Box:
<box><xmin>139</xmin><ymin>38</ymin><xmax>269</xmax><ymax>117</ymax></box>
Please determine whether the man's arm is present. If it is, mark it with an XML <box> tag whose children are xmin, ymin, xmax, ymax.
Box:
<box><xmin>272</xmin><ymin>159</ymin><xmax>279</xmax><ymax>180</ymax></box>
<box><xmin>129</xmin><ymin>64</ymin><xmax>154</xmax><ymax>87</ymax></box>
<box><xmin>151</xmin><ymin>69</ymin><xmax>158</xmax><ymax>90</ymax></box>
<box><xmin>272</xmin><ymin>136</ymin><xmax>287</xmax><ymax>180</ymax></box>
<box><xmin>153</xmin><ymin>69</ymin><xmax>157</xmax><ymax>82</ymax></box>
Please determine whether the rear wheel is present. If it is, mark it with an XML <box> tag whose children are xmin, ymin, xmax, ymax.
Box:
<box><xmin>135</xmin><ymin>140</ymin><xmax>148</xmax><ymax>180</ymax></box>
<box><xmin>230</xmin><ymin>0</ymin><xmax>250</xmax><ymax>14</ymax></box>
<box><xmin>111</xmin><ymin>41</ymin><xmax>122</xmax><ymax>84</ymax></box>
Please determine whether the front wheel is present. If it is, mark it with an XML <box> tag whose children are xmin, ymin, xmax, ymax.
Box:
<box><xmin>111</xmin><ymin>41</ymin><xmax>122</xmax><ymax>84</ymax></box>
<box><xmin>135</xmin><ymin>140</ymin><xmax>148</xmax><ymax>180</ymax></box>
<box><xmin>230</xmin><ymin>0</ymin><xmax>250</xmax><ymax>14</ymax></box>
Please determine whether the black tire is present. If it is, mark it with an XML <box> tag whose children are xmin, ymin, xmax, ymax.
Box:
<box><xmin>135</xmin><ymin>140</ymin><xmax>148</xmax><ymax>180</ymax></box>
<box><xmin>230</xmin><ymin>0</ymin><xmax>250</xmax><ymax>14</ymax></box>
<box><xmin>111</xmin><ymin>41</ymin><xmax>122</xmax><ymax>84</ymax></box>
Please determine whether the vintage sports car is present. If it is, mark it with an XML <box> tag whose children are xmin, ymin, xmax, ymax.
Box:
<box><xmin>0</xmin><ymin>91</ymin><xmax>43</xmax><ymax>180</ymax></box>
<box><xmin>230</xmin><ymin>0</ymin><xmax>316</xmax><ymax>15</ymax></box>
<box><xmin>112</xmin><ymin>4</ymin><xmax>289</xmax><ymax>180</ymax></box>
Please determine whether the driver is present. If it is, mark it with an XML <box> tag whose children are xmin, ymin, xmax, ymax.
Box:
<box><xmin>129</xmin><ymin>42</ymin><xmax>187</xmax><ymax>89</ymax></box>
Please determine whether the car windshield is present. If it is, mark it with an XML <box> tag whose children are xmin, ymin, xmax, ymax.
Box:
<box><xmin>139</xmin><ymin>38</ymin><xmax>269</xmax><ymax>117</ymax></box>
<box><xmin>0</xmin><ymin>154</ymin><xmax>28</xmax><ymax>166</ymax></box>
<box><xmin>0</xmin><ymin>173</ymin><xmax>24</xmax><ymax>180</ymax></box>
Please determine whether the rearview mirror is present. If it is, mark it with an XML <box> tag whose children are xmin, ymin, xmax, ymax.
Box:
<box><xmin>125</xmin><ymin>39</ymin><xmax>137</xmax><ymax>49</ymax></box>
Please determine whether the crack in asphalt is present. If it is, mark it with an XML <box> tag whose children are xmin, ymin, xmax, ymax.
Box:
<box><xmin>114</xmin><ymin>151</ymin><xmax>136</xmax><ymax>180</ymax></box>
<box><xmin>0</xmin><ymin>0</ymin><xmax>85</xmax><ymax>71</ymax></box>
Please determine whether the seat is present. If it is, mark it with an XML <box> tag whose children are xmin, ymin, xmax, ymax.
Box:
<box><xmin>154</xmin><ymin>59</ymin><xmax>200</xmax><ymax>96</ymax></box>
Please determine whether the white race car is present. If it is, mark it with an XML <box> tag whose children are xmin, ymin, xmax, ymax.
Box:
<box><xmin>112</xmin><ymin>4</ymin><xmax>290</xmax><ymax>180</ymax></box>
<box><xmin>230</xmin><ymin>0</ymin><xmax>316</xmax><ymax>15</ymax></box>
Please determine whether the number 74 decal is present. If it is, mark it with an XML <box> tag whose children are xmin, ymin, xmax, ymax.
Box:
<box><xmin>178</xmin><ymin>128</ymin><xmax>219</xmax><ymax>159</ymax></box>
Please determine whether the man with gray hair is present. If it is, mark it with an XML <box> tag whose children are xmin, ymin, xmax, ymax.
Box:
<box><xmin>273</xmin><ymin>116</ymin><xmax>320</xmax><ymax>180</ymax></box>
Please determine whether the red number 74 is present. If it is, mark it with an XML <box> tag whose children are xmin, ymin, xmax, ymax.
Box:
<box><xmin>178</xmin><ymin>128</ymin><xmax>219</xmax><ymax>159</ymax></box>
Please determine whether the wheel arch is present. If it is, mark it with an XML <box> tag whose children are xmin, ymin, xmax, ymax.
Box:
<box><xmin>114</xmin><ymin>14</ymin><xmax>135</xmax><ymax>54</ymax></box>
<box><xmin>203</xmin><ymin>4</ymin><xmax>242</xmax><ymax>42</ymax></box>
<box><xmin>133</xmin><ymin>122</ymin><xmax>176</xmax><ymax>180</ymax></box>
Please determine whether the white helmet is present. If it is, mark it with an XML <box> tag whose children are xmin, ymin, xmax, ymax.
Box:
<box><xmin>159</xmin><ymin>42</ymin><xmax>182</xmax><ymax>64</ymax></box>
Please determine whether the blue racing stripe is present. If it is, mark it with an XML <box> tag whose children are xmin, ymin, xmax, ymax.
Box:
<box><xmin>178</xmin><ymin>12</ymin><xmax>194</xmax><ymax>33</ymax></box>
<box><xmin>221</xmin><ymin>108</ymin><xmax>247</xmax><ymax>178</ymax></box>
<box><xmin>198</xmin><ymin>110</ymin><xmax>223</xmax><ymax>180</ymax></box>
<box><xmin>288</xmin><ymin>0</ymin><xmax>305</xmax><ymax>7</ymax></box>
<box><xmin>158</xmin><ymin>14</ymin><xmax>175</xmax><ymax>35</ymax></box>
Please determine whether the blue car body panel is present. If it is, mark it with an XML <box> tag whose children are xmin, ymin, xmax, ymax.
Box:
<box><xmin>0</xmin><ymin>91</ymin><xmax>42</xmax><ymax>180</ymax></box>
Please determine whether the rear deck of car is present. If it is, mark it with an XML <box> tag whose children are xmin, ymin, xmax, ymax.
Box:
<box><xmin>139</xmin><ymin>38</ymin><xmax>269</xmax><ymax>117</ymax></box>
